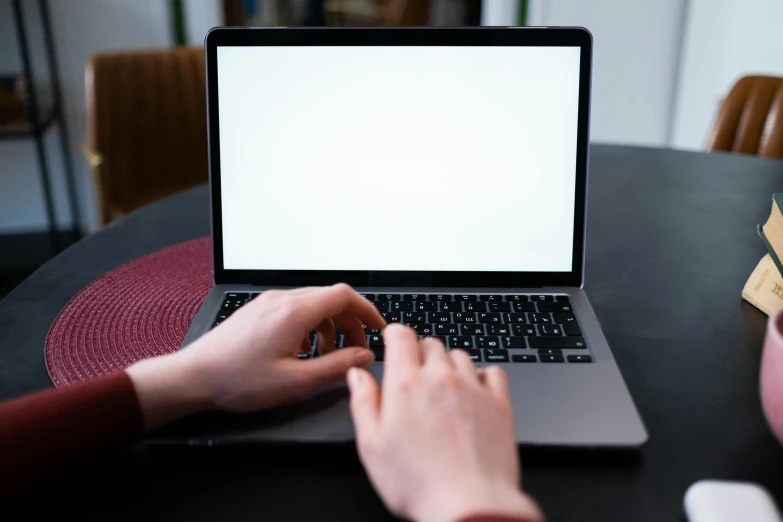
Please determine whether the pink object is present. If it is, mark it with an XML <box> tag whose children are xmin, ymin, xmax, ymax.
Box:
<box><xmin>44</xmin><ymin>237</ymin><xmax>212</xmax><ymax>387</ymax></box>
<box><xmin>760</xmin><ymin>306</ymin><xmax>783</xmax><ymax>444</ymax></box>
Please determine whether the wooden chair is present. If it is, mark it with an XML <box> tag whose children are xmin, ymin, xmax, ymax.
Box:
<box><xmin>323</xmin><ymin>0</ymin><xmax>429</xmax><ymax>26</ymax></box>
<box><xmin>705</xmin><ymin>75</ymin><xmax>783</xmax><ymax>159</ymax></box>
<box><xmin>84</xmin><ymin>47</ymin><xmax>208</xmax><ymax>225</ymax></box>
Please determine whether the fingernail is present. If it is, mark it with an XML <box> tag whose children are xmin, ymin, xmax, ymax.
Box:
<box><xmin>347</xmin><ymin>367</ymin><xmax>362</xmax><ymax>388</ymax></box>
<box><xmin>354</xmin><ymin>349</ymin><xmax>375</xmax><ymax>368</ymax></box>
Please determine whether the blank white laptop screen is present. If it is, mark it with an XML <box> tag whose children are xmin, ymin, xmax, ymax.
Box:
<box><xmin>217</xmin><ymin>46</ymin><xmax>581</xmax><ymax>272</ymax></box>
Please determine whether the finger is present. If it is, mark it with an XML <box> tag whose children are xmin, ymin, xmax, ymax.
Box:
<box><xmin>315</xmin><ymin>317</ymin><xmax>336</xmax><ymax>356</ymax></box>
<box><xmin>382</xmin><ymin>324</ymin><xmax>422</xmax><ymax>383</ymax></box>
<box><xmin>294</xmin><ymin>284</ymin><xmax>386</xmax><ymax>330</ymax></box>
<box><xmin>450</xmin><ymin>349</ymin><xmax>479</xmax><ymax>381</ymax></box>
<box><xmin>482</xmin><ymin>366</ymin><xmax>511</xmax><ymax>401</ymax></box>
<box><xmin>421</xmin><ymin>336</ymin><xmax>449</xmax><ymax>367</ymax></box>
<box><xmin>347</xmin><ymin>367</ymin><xmax>381</xmax><ymax>448</ymax></box>
<box><xmin>333</xmin><ymin>313</ymin><xmax>367</xmax><ymax>348</ymax></box>
<box><xmin>298</xmin><ymin>347</ymin><xmax>375</xmax><ymax>389</ymax></box>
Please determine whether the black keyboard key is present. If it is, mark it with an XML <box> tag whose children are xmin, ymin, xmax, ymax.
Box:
<box><xmin>464</xmin><ymin>301</ymin><xmax>487</xmax><ymax>312</ymax></box>
<box><xmin>513</xmin><ymin>302</ymin><xmax>536</xmax><ymax>313</ymax></box>
<box><xmin>540</xmin><ymin>354</ymin><xmax>565</xmax><ymax>363</ymax></box>
<box><xmin>527</xmin><ymin>313</ymin><xmax>551</xmax><ymax>324</ymax></box>
<box><xmin>435</xmin><ymin>324</ymin><xmax>460</xmax><ymax>336</ymax></box>
<box><xmin>478</xmin><ymin>313</ymin><xmax>501</xmax><ymax>324</ymax></box>
<box><xmin>430</xmin><ymin>312</ymin><xmax>451</xmax><ymax>323</ymax></box>
<box><xmin>226</xmin><ymin>292</ymin><xmax>249</xmax><ymax>299</ymax></box>
<box><xmin>539</xmin><ymin>324</ymin><xmax>563</xmax><ymax>336</ymax></box>
<box><xmin>309</xmin><ymin>332</ymin><xmax>316</xmax><ymax>345</ymax></box>
<box><xmin>503</xmin><ymin>313</ymin><xmax>527</xmax><ymax>323</ymax></box>
<box><xmin>368</xmin><ymin>335</ymin><xmax>385</xmax><ymax>347</ymax></box>
<box><xmin>222</xmin><ymin>299</ymin><xmax>245</xmax><ymax>310</ymax></box>
<box><xmin>415</xmin><ymin>301</ymin><xmax>438</xmax><ymax>311</ymax></box>
<box><xmin>391</xmin><ymin>301</ymin><xmax>414</xmax><ymax>311</ymax></box>
<box><xmin>529</xmin><ymin>337</ymin><xmax>587</xmax><ymax>349</ymax></box>
<box><xmin>371</xmin><ymin>347</ymin><xmax>385</xmax><ymax>362</ymax></box>
<box><xmin>429</xmin><ymin>294</ymin><xmax>452</xmax><ymax>301</ymax></box>
<box><xmin>454</xmin><ymin>294</ymin><xmax>478</xmax><ymax>301</ymax></box>
<box><xmin>412</xmin><ymin>323</ymin><xmax>434</xmax><ymax>335</ymax></box>
<box><xmin>476</xmin><ymin>336</ymin><xmax>501</xmax><ymax>348</ymax></box>
<box><xmin>403</xmin><ymin>312</ymin><xmax>427</xmax><ymax>323</ymax></box>
<box><xmin>249</xmin><ymin>292</ymin><xmax>261</xmax><ymax>299</ymax></box>
<box><xmin>532</xmin><ymin>295</ymin><xmax>554</xmax><ymax>301</ymax></box>
<box><xmin>563</xmin><ymin>323</ymin><xmax>582</xmax><ymax>336</ymax></box>
<box><xmin>537</xmin><ymin>348</ymin><xmax>562</xmax><ymax>355</ymax></box>
<box><xmin>403</xmin><ymin>294</ymin><xmax>427</xmax><ymax>301</ymax></box>
<box><xmin>454</xmin><ymin>313</ymin><xmax>477</xmax><ymax>323</ymax></box>
<box><xmin>360</xmin><ymin>293</ymin><xmax>375</xmax><ymax>300</ymax></box>
<box><xmin>215</xmin><ymin>312</ymin><xmax>231</xmax><ymax>322</ymax></box>
<box><xmin>488</xmin><ymin>302</ymin><xmax>511</xmax><ymax>312</ymax></box>
<box><xmin>378</xmin><ymin>294</ymin><xmax>401</xmax><ymax>301</ymax></box>
<box><xmin>373</xmin><ymin>301</ymin><xmax>390</xmax><ymax>311</ymax></box>
<box><xmin>556</xmin><ymin>295</ymin><xmax>571</xmax><ymax>302</ymax></box>
<box><xmin>505</xmin><ymin>295</ymin><xmax>529</xmax><ymax>301</ymax></box>
<box><xmin>553</xmin><ymin>312</ymin><xmax>577</xmax><ymax>324</ymax></box>
<box><xmin>449</xmin><ymin>336</ymin><xmax>474</xmax><ymax>348</ymax></box>
<box><xmin>483</xmin><ymin>349</ymin><xmax>509</xmax><ymax>362</ymax></box>
<box><xmin>480</xmin><ymin>294</ymin><xmax>504</xmax><ymax>301</ymax></box>
<box><xmin>537</xmin><ymin>302</ymin><xmax>573</xmax><ymax>313</ymax></box>
<box><xmin>453</xmin><ymin>348</ymin><xmax>482</xmax><ymax>362</ymax></box>
<box><xmin>211</xmin><ymin>321</ymin><xmax>222</xmax><ymax>329</ymax></box>
<box><xmin>365</xmin><ymin>328</ymin><xmax>382</xmax><ymax>335</ymax></box>
<box><xmin>298</xmin><ymin>352</ymin><xmax>311</xmax><ymax>359</ymax></box>
<box><xmin>502</xmin><ymin>336</ymin><xmax>527</xmax><ymax>348</ymax></box>
<box><xmin>380</xmin><ymin>311</ymin><xmax>402</xmax><ymax>323</ymax></box>
<box><xmin>512</xmin><ymin>324</ymin><xmax>536</xmax><ymax>336</ymax></box>
<box><xmin>486</xmin><ymin>324</ymin><xmax>511</xmax><ymax>335</ymax></box>
<box><xmin>440</xmin><ymin>301</ymin><xmax>463</xmax><ymax>312</ymax></box>
<box><xmin>461</xmin><ymin>324</ymin><xmax>485</xmax><ymax>335</ymax></box>
<box><xmin>568</xmin><ymin>354</ymin><xmax>592</xmax><ymax>363</ymax></box>
<box><xmin>337</xmin><ymin>335</ymin><xmax>349</xmax><ymax>348</ymax></box>
<box><xmin>512</xmin><ymin>354</ymin><xmax>537</xmax><ymax>363</ymax></box>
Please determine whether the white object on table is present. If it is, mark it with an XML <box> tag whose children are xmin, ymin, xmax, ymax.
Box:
<box><xmin>685</xmin><ymin>480</ymin><xmax>782</xmax><ymax>522</ymax></box>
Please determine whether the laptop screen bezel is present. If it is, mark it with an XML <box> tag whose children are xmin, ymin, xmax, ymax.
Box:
<box><xmin>205</xmin><ymin>27</ymin><xmax>592</xmax><ymax>288</ymax></box>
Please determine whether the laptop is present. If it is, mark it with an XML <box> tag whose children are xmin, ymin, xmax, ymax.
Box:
<box><xmin>179</xmin><ymin>26</ymin><xmax>648</xmax><ymax>448</ymax></box>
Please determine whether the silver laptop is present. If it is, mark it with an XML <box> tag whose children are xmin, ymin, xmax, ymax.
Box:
<box><xmin>179</xmin><ymin>27</ymin><xmax>647</xmax><ymax>448</ymax></box>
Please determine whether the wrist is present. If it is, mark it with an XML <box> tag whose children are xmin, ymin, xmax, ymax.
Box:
<box><xmin>126</xmin><ymin>351</ymin><xmax>213</xmax><ymax>430</ymax></box>
<box><xmin>412</xmin><ymin>483</ymin><xmax>543</xmax><ymax>522</ymax></box>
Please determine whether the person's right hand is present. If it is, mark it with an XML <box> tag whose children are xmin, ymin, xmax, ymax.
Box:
<box><xmin>347</xmin><ymin>325</ymin><xmax>543</xmax><ymax>522</ymax></box>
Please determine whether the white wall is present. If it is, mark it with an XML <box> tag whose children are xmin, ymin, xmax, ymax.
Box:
<box><xmin>528</xmin><ymin>0</ymin><xmax>687</xmax><ymax>146</ymax></box>
<box><xmin>0</xmin><ymin>0</ymin><xmax>221</xmax><ymax>234</ymax></box>
<box><xmin>671</xmin><ymin>0</ymin><xmax>783</xmax><ymax>150</ymax></box>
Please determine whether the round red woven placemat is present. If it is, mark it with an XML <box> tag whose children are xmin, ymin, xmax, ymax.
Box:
<box><xmin>44</xmin><ymin>237</ymin><xmax>212</xmax><ymax>386</ymax></box>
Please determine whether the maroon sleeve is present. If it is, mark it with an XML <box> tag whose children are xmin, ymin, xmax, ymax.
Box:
<box><xmin>457</xmin><ymin>516</ymin><xmax>540</xmax><ymax>522</ymax></box>
<box><xmin>0</xmin><ymin>371</ymin><xmax>143</xmax><ymax>497</ymax></box>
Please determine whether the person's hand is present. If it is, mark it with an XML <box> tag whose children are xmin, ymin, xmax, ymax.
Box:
<box><xmin>347</xmin><ymin>325</ymin><xmax>543</xmax><ymax>522</ymax></box>
<box><xmin>127</xmin><ymin>284</ymin><xmax>385</xmax><ymax>429</ymax></box>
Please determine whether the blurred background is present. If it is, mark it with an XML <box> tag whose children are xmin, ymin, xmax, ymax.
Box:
<box><xmin>0</xmin><ymin>0</ymin><xmax>781</xmax><ymax>297</ymax></box>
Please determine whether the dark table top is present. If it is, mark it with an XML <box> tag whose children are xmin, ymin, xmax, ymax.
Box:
<box><xmin>3</xmin><ymin>144</ymin><xmax>783</xmax><ymax>521</ymax></box>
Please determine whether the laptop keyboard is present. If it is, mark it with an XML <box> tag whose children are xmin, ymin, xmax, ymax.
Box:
<box><xmin>211</xmin><ymin>292</ymin><xmax>592</xmax><ymax>364</ymax></box>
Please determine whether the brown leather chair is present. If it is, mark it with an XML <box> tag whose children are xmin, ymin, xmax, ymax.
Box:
<box><xmin>705</xmin><ymin>75</ymin><xmax>783</xmax><ymax>159</ymax></box>
<box><xmin>84</xmin><ymin>47</ymin><xmax>208</xmax><ymax>225</ymax></box>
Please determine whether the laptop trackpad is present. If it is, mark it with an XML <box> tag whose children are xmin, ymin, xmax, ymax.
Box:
<box><xmin>148</xmin><ymin>366</ymin><xmax>385</xmax><ymax>444</ymax></box>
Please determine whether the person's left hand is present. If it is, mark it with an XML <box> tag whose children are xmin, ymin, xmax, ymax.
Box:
<box><xmin>126</xmin><ymin>284</ymin><xmax>385</xmax><ymax>429</ymax></box>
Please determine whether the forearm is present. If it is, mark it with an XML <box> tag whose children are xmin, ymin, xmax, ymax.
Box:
<box><xmin>427</xmin><ymin>486</ymin><xmax>544</xmax><ymax>522</ymax></box>
<box><xmin>0</xmin><ymin>371</ymin><xmax>143</xmax><ymax>497</ymax></box>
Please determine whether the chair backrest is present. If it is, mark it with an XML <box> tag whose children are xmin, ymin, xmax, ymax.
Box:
<box><xmin>705</xmin><ymin>75</ymin><xmax>783</xmax><ymax>159</ymax></box>
<box><xmin>85</xmin><ymin>47</ymin><xmax>208</xmax><ymax>225</ymax></box>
